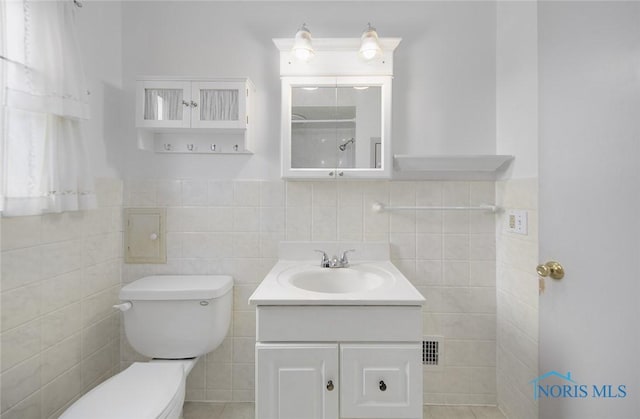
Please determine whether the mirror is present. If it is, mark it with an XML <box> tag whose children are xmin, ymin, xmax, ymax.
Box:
<box><xmin>290</xmin><ymin>85</ymin><xmax>382</xmax><ymax>170</ymax></box>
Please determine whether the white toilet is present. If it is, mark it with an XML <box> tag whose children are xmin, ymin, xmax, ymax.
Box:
<box><xmin>60</xmin><ymin>275</ymin><xmax>233</xmax><ymax>419</ymax></box>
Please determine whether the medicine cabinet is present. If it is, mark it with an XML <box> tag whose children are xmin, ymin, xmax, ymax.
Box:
<box><xmin>135</xmin><ymin>77</ymin><xmax>254</xmax><ymax>154</ymax></box>
<box><xmin>281</xmin><ymin>76</ymin><xmax>392</xmax><ymax>179</ymax></box>
<box><xmin>274</xmin><ymin>37</ymin><xmax>400</xmax><ymax>179</ymax></box>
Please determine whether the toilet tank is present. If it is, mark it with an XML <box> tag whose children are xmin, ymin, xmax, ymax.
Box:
<box><xmin>119</xmin><ymin>275</ymin><xmax>233</xmax><ymax>359</ymax></box>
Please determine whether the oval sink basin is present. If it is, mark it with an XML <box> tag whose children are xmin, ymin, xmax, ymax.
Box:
<box><xmin>278</xmin><ymin>265</ymin><xmax>394</xmax><ymax>294</ymax></box>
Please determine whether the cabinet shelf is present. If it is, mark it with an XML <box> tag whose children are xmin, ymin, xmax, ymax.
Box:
<box><xmin>291</xmin><ymin>119</ymin><xmax>355</xmax><ymax>124</ymax></box>
<box><xmin>393</xmin><ymin>154</ymin><xmax>514</xmax><ymax>180</ymax></box>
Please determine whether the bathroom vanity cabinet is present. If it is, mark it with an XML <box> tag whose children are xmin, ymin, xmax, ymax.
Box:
<box><xmin>250</xmin><ymin>242</ymin><xmax>425</xmax><ymax>419</ymax></box>
<box><xmin>135</xmin><ymin>77</ymin><xmax>254</xmax><ymax>153</ymax></box>
<box><xmin>254</xmin><ymin>305</ymin><xmax>423</xmax><ymax>419</ymax></box>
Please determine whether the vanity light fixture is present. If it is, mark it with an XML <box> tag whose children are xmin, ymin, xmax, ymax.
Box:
<box><xmin>292</xmin><ymin>23</ymin><xmax>315</xmax><ymax>62</ymax></box>
<box><xmin>359</xmin><ymin>23</ymin><xmax>382</xmax><ymax>61</ymax></box>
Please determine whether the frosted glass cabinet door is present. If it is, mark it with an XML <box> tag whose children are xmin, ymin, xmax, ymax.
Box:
<box><xmin>136</xmin><ymin>81</ymin><xmax>191</xmax><ymax>128</ymax></box>
<box><xmin>191</xmin><ymin>81</ymin><xmax>247</xmax><ymax>129</ymax></box>
<box><xmin>256</xmin><ymin>343</ymin><xmax>339</xmax><ymax>419</ymax></box>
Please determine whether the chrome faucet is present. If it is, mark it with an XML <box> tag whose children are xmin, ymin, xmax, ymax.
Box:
<box><xmin>314</xmin><ymin>250</ymin><xmax>331</xmax><ymax>268</ymax></box>
<box><xmin>314</xmin><ymin>249</ymin><xmax>355</xmax><ymax>268</ymax></box>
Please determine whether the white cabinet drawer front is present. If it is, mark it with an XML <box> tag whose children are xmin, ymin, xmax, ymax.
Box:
<box><xmin>256</xmin><ymin>306</ymin><xmax>422</xmax><ymax>342</ymax></box>
<box><xmin>256</xmin><ymin>343</ymin><xmax>339</xmax><ymax>419</ymax></box>
<box><xmin>340</xmin><ymin>343</ymin><xmax>422</xmax><ymax>419</ymax></box>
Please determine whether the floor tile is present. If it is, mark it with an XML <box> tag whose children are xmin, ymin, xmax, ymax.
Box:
<box><xmin>426</xmin><ymin>405</ymin><xmax>476</xmax><ymax>419</ymax></box>
<box><xmin>184</xmin><ymin>402</ymin><xmax>507</xmax><ymax>419</ymax></box>
<box><xmin>471</xmin><ymin>406</ymin><xmax>507</xmax><ymax>419</ymax></box>
<box><xmin>219</xmin><ymin>402</ymin><xmax>255</xmax><ymax>419</ymax></box>
<box><xmin>183</xmin><ymin>402</ymin><xmax>225</xmax><ymax>419</ymax></box>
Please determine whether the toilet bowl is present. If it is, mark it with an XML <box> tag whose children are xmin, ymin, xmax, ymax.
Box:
<box><xmin>60</xmin><ymin>275</ymin><xmax>233</xmax><ymax>419</ymax></box>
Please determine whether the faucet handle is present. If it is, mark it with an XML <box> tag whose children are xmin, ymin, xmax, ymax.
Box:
<box><xmin>314</xmin><ymin>250</ymin><xmax>330</xmax><ymax>268</ymax></box>
<box><xmin>339</xmin><ymin>249</ymin><xmax>356</xmax><ymax>266</ymax></box>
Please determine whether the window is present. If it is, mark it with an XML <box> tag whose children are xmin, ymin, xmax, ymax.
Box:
<box><xmin>0</xmin><ymin>0</ymin><xmax>95</xmax><ymax>217</ymax></box>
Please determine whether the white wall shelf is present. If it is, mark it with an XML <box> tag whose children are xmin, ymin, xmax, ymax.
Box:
<box><xmin>393</xmin><ymin>154</ymin><xmax>514</xmax><ymax>180</ymax></box>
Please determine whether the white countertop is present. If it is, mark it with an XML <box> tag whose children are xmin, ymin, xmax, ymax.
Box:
<box><xmin>249</xmin><ymin>260</ymin><xmax>426</xmax><ymax>306</ymax></box>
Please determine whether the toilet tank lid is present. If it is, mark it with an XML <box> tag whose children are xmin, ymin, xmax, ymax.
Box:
<box><xmin>120</xmin><ymin>275</ymin><xmax>233</xmax><ymax>301</ymax></box>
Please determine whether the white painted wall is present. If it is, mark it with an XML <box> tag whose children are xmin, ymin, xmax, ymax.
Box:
<box><xmin>76</xmin><ymin>0</ymin><xmax>124</xmax><ymax>179</ymax></box>
<box><xmin>496</xmin><ymin>1</ymin><xmax>538</xmax><ymax>180</ymax></box>
<box><xmin>120</xmin><ymin>1</ymin><xmax>497</xmax><ymax>180</ymax></box>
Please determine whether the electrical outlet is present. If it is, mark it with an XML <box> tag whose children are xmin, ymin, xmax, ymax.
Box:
<box><xmin>507</xmin><ymin>210</ymin><xmax>528</xmax><ymax>235</ymax></box>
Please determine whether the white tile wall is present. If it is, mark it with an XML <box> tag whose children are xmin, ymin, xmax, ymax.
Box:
<box><xmin>124</xmin><ymin>179</ymin><xmax>498</xmax><ymax>405</ymax></box>
<box><xmin>0</xmin><ymin>178</ymin><xmax>123</xmax><ymax>419</ymax></box>
<box><xmin>495</xmin><ymin>178</ymin><xmax>539</xmax><ymax>419</ymax></box>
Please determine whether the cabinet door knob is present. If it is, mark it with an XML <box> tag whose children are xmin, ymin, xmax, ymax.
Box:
<box><xmin>338</xmin><ymin>171</ymin><xmax>344</xmax><ymax>176</ymax></box>
<box><xmin>328</xmin><ymin>171</ymin><xmax>335</xmax><ymax>177</ymax></box>
<box><xmin>379</xmin><ymin>380</ymin><xmax>387</xmax><ymax>391</ymax></box>
<box><xmin>326</xmin><ymin>380</ymin><xmax>334</xmax><ymax>391</ymax></box>
<box><xmin>190</xmin><ymin>100</ymin><xmax>198</xmax><ymax>108</ymax></box>
<box><xmin>182</xmin><ymin>100</ymin><xmax>190</xmax><ymax>107</ymax></box>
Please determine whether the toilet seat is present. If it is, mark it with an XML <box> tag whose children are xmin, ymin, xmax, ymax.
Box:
<box><xmin>59</xmin><ymin>362</ymin><xmax>185</xmax><ymax>419</ymax></box>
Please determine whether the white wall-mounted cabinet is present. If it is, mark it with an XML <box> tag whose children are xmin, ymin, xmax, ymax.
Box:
<box><xmin>274</xmin><ymin>38</ymin><xmax>400</xmax><ymax>179</ymax></box>
<box><xmin>135</xmin><ymin>77</ymin><xmax>254</xmax><ymax>153</ymax></box>
<box><xmin>281</xmin><ymin>76</ymin><xmax>392</xmax><ymax>179</ymax></box>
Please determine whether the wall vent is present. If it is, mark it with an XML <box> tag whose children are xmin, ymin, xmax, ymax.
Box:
<box><xmin>422</xmin><ymin>336</ymin><xmax>444</xmax><ymax>370</ymax></box>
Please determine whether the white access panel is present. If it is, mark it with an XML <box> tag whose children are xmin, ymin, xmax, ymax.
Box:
<box><xmin>340</xmin><ymin>343</ymin><xmax>422</xmax><ymax>419</ymax></box>
<box><xmin>256</xmin><ymin>343</ymin><xmax>339</xmax><ymax>419</ymax></box>
<box><xmin>124</xmin><ymin>208</ymin><xmax>166</xmax><ymax>264</ymax></box>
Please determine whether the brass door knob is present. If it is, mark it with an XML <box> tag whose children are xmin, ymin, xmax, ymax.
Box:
<box><xmin>326</xmin><ymin>380</ymin><xmax>334</xmax><ymax>391</ymax></box>
<box><xmin>537</xmin><ymin>261</ymin><xmax>564</xmax><ymax>280</ymax></box>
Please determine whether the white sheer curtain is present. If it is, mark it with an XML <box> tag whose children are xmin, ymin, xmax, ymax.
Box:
<box><xmin>144</xmin><ymin>88</ymin><xmax>184</xmax><ymax>121</ymax></box>
<box><xmin>200</xmin><ymin>89</ymin><xmax>238</xmax><ymax>121</ymax></box>
<box><xmin>1</xmin><ymin>0</ymin><xmax>95</xmax><ymax>216</ymax></box>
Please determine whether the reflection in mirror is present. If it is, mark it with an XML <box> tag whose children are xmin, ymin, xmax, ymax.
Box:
<box><xmin>290</xmin><ymin>86</ymin><xmax>381</xmax><ymax>170</ymax></box>
<box><xmin>144</xmin><ymin>88</ymin><xmax>184</xmax><ymax>121</ymax></box>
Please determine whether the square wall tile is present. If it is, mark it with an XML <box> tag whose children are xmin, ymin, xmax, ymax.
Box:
<box><xmin>312</xmin><ymin>207</ymin><xmax>338</xmax><ymax>241</ymax></box>
<box><xmin>233</xmin><ymin>208</ymin><xmax>260</xmax><ymax>232</ymax></box>
<box><xmin>1</xmin><ymin>216</ymin><xmax>41</xmax><ymax>251</ymax></box>
<box><xmin>390</xmin><ymin>233</ymin><xmax>416</xmax><ymax>259</ymax></box>
<box><xmin>442</xmin><ymin>182</ymin><xmax>470</xmax><ymax>206</ymax></box>
<box><xmin>337</xmin><ymin>182</ymin><xmax>364</xmax><ymax>208</ymax></box>
<box><xmin>208</xmin><ymin>181</ymin><xmax>234</xmax><ymax>206</ymax></box>
<box><xmin>234</xmin><ymin>181</ymin><xmax>261</xmax><ymax>207</ymax></box>
<box><xmin>286</xmin><ymin>182</ymin><xmax>312</xmax><ymax>207</ymax></box>
<box><xmin>182</xmin><ymin>180</ymin><xmax>208</xmax><ymax>206</ymax></box>
<box><xmin>389</xmin><ymin>182</ymin><xmax>416</xmax><ymax>206</ymax></box>
<box><xmin>1</xmin><ymin>247</ymin><xmax>42</xmax><ymax>291</ymax></box>
<box><xmin>312</xmin><ymin>182</ymin><xmax>338</xmax><ymax>207</ymax></box>
<box><xmin>443</xmin><ymin>235</ymin><xmax>469</xmax><ymax>260</ymax></box>
<box><xmin>416</xmin><ymin>234</ymin><xmax>443</xmax><ymax>260</ymax></box>
<box><xmin>1</xmin><ymin>284</ymin><xmax>42</xmax><ymax>332</ymax></box>
<box><xmin>156</xmin><ymin>179</ymin><xmax>182</xmax><ymax>206</ymax></box>
<box><xmin>416</xmin><ymin>182</ymin><xmax>442</xmax><ymax>206</ymax></box>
